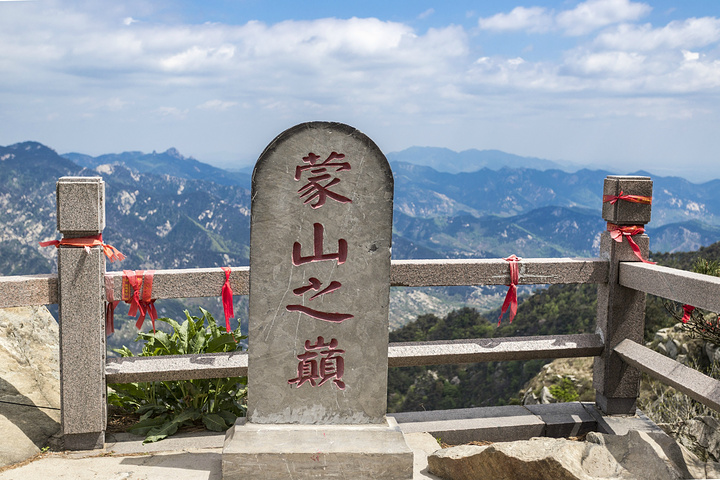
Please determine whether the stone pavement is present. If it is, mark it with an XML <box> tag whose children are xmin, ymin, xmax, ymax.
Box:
<box><xmin>0</xmin><ymin>431</ymin><xmax>442</xmax><ymax>480</ymax></box>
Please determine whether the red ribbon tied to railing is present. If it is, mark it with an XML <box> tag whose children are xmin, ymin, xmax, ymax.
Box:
<box><xmin>140</xmin><ymin>270</ymin><xmax>158</xmax><ymax>333</ymax></box>
<box><xmin>122</xmin><ymin>270</ymin><xmax>146</xmax><ymax>330</ymax></box>
<box><xmin>104</xmin><ymin>274</ymin><xmax>120</xmax><ymax>336</ymax></box>
<box><xmin>39</xmin><ymin>234</ymin><xmax>125</xmax><ymax>262</ymax></box>
<box><xmin>122</xmin><ymin>270</ymin><xmax>158</xmax><ymax>332</ymax></box>
<box><xmin>606</xmin><ymin>223</ymin><xmax>656</xmax><ymax>264</ymax></box>
<box><xmin>602</xmin><ymin>191</ymin><xmax>652</xmax><ymax>205</ymax></box>
<box><xmin>221</xmin><ymin>267</ymin><xmax>234</xmax><ymax>333</ymax></box>
<box><xmin>681</xmin><ymin>304</ymin><xmax>696</xmax><ymax>324</ymax></box>
<box><xmin>498</xmin><ymin>255</ymin><xmax>521</xmax><ymax>325</ymax></box>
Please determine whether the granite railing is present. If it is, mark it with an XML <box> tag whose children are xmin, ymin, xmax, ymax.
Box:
<box><xmin>2</xmin><ymin>174</ymin><xmax>720</xmax><ymax>449</ymax></box>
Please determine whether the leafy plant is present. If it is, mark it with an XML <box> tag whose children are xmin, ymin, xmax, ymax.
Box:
<box><xmin>548</xmin><ymin>377</ymin><xmax>579</xmax><ymax>403</ymax></box>
<box><xmin>108</xmin><ymin>308</ymin><xmax>247</xmax><ymax>443</ymax></box>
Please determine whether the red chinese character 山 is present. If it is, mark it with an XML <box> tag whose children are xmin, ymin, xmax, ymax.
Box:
<box><xmin>288</xmin><ymin>336</ymin><xmax>346</xmax><ymax>390</ymax></box>
<box><xmin>286</xmin><ymin>224</ymin><xmax>354</xmax><ymax>323</ymax></box>
<box><xmin>295</xmin><ymin>152</ymin><xmax>352</xmax><ymax>208</ymax></box>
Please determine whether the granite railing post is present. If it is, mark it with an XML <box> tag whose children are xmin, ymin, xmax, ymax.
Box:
<box><xmin>594</xmin><ymin>175</ymin><xmax>653</xmax><ymax>415</ymax></box>
<box><xmin>56</xmin><ymin>177</ymin><xmax>107</xmax><ymax>450</ymax></box>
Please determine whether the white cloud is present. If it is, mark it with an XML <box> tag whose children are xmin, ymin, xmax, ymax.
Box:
<box><xmin>595</xmin><ymin>17</ymin><xmax>720</xmax><ymax>51</ymax></box>
<box><xmin>197</xmin><ymin>100</ymin><xmax>238</xmax><ymax>111</ymax></box>
<box><xmin>557</xmin><ymin>0</ymin><xmax>651</xmax><ymax>35</ymax></box>
<box><xmin>418</xmin><ymin>8</ymin><xmax>434</xmax><ymax>20</ymax></box>
<box><xmin>1</xmin><ymin>2</ymin><xmax>720</xmax><ymax>178</ymax></box>
<box><xmin>478</xmin><ymin>6</ymin><xmax>553</xmax><ymax>33</ymax></box>
<box><xmin>478</xmin><ymin>0</ymin><xmax>651</xmax><ymax>36</ymax></box>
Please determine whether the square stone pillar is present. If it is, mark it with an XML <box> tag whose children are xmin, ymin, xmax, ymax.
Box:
<box><xmin>56</xmin><ymin>177</ymin><xmax>107</xmax><ymax>450</ymax></box>
<box><xmin>594</xmin><ymin>175</ymin><xmax>652</xmax><ymax>414</ymax></box>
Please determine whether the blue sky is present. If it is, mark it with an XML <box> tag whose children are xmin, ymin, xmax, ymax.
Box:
<box><xmin>1</xmin><ymin>0</ymin><xmax>719</xmax><ymax>180</ymax></box>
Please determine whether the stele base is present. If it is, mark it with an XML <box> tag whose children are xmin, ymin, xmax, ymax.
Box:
<box><xmin>222</xmin><ymin>416</ymin><xmax>414</xmax><ymax>479</ymax></box>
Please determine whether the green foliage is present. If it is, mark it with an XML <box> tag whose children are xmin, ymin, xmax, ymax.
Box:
<box><xmin>548</xmin><ymin>377</ymin><xmax>579</xmax><ymax>402</ymax></box>
<box><xmin>108</xmin><ymin>308</ymin><xmax>247</xmax><ymax>443</ymax></box>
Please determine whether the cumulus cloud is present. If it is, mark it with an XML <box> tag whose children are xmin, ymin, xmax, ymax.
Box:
<box><xmin>478</xmin><ymin>6</ymin><xmax>553</xmax><ymax>33</ymax></box>
<box><xmin>595</xmin><ymin>17</ymin><xmax>720</xmax><ymax>50</ymax></box>
<box><xmin>478</xmin><ymin>0</ymin><xmax>651</xmax><ymax>35</ymax></box>
<box><xmin>1</xmin><ymin>1</ymin><xmax>720</xmax><ymax>174</ymax></box>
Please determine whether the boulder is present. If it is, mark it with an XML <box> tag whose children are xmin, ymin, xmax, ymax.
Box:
<box><xmin>676</xmin><ymin>416</ymin><xmax>720</xmax><ymax>462</ymax></box>
<box><xmin>0</xmin><ymin>306</ymin><xmax>60</xmax><ymax>467</ymax></box>
<box><xmin>428</xmin><ymin>430</ymin><xmax>720</xmax><ymax>480</ymax></box>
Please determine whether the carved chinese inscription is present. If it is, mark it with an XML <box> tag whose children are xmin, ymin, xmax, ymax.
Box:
<box><xmin>247</xmin><ymin>122</ymin><xmax>393</xmax><ymax>424</ymax></box>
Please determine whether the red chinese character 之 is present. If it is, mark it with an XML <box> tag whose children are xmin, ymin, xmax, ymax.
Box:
<box><xmin>295</xmin><ymin>152</ymin><xmax>352</xmax><ymax>208</ymax></box>
<box><xmin>288</xmin><ymin>336</ymin><xmax>346</xmax><ymax>389</ymax></box>
<box><xmin>292</xmin><ymin>223</ymin><xmax>347</xmax><ymax>266</ymax></box>
<box><xmin>286</xmin><ymin>277</ymin><xmax>353</xmax><ymax>323</ymax></box>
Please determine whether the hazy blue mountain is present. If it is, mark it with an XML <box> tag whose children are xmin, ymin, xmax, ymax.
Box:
<box><xmin>63</xmin><ymin>148</ymin><xmax>251</xmax><ymax>188</ymax></box>
<box><xmin>386</xmin><ymin>147</ymin><xmax>567</xmax><ymax>173</ymax></box>
<box><xmin>646</xmin><ymin>220</ymin><xmax>720</xmax><ymax>254</ymax></box>
<box><xmin>393</xmin><ymin>206</ymin><xmax>605</xmax><ymax>259</ymax></box>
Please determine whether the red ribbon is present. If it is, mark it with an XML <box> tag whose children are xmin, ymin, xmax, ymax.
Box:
<box><xmin>498</xmin><ymin>255</ymin><xmax>521</xmax><ymax>325</ymax></box>
<box><xmin>39</xmin><ymin>234</ymin><xmax>125</xmax><ymax>262</ymax></box>
<box><xmin>221</xmin><ymin>267</ymin><xmax>234</xmax><ymax>332</ymax></box>
<box><xmin>681</xmin><ymin>304</ymin><xmax>695</xmax><ymax>324</ymax></box>
<box><xmin>607</xmin><ymin>223</ymin><xmax>656</xmax><ymax>264</ymax></box>
<box><xmin>140</xmin><ymin>270</ymin><xmax>158</xmax><ymax>333</ymax></box>
<box><xmin>122</xmin><ymin>270</ymin><xmax>146</xmax><ymax>329</ymax></box>
<box><xmin>104</xmin><ymin>275</ymin><xmax>119</xmax><ymax>336</ymax></box>
<box><xmin>603</xmin><ymin>191</ymin><xmax>652</xmax><ymax>205</ymax></box>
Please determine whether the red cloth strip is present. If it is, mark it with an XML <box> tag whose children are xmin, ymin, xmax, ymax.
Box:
<box><xmin>141</xmin><ymin>270</ymin><xmax>158</xmax><ymax>333</ymax></box>
<box><xmin>39</xmin><ymin>234</ymin><xmax>125</xmax><ymax>262</ymax></box>
<box><xmin>122</xmin><ymin>270</ymin><xmax>146</xmax><ymax>329</ymax></box>
<box><xmin>681</xmin><ymin>304</ymin><xmax>696</xmax><ymax>324</ymax></box>
<box><xmin>221</xmin><ymin>267</ymin><xmax>234</xmax><ymax>333</ymax></box>
<box><xmin>498</xmin><ymin>255</ymin><xmax>521</xmax><ymax>325</ymax></box>
<box><xmin>606</xmin><ymin>223</ymin><xmax>656</xmax><ymax>264</ymax></box>
<box><xmin>104</xmin><ymin>274</ymin><xmax>119</xmax><ymax>336</ymax></box>
<box><xmin>603</xmin><ymin>191</ymin><xmax>652</xmax><ymax>205</ymax></box>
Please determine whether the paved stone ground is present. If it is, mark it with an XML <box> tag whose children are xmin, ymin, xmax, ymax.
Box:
<box><xmin>0</xmin><ymin>431</ymin><xmax>441</xmax><ymax>480</ymax></box>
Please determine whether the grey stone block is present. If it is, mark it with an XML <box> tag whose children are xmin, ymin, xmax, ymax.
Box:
<box><xmin>524</xmin><ymin>402</ymin><xmax>597</xmax><ymax>438</ymax></box>
<box><xmin>63</xmin><ymin>432</ymin><xmax>105</xmax><ymax>451</ymax></box>
<box><xmin>56</xmin><ymin>177</ymin><xmax>105</xmax><ymax>233</ymax></box>
<box><xmin>391</xmin><ymin>406</ymin><xmax>545</xmax><ymax>445</ymax></box>
<box><xmin>222</xmin><ymin>417</ymin><xmax>413</xmax><ymax>479</ymax></box>
<box><xmin>602</xmin><ymin>175</ymin><xmax>652</xmax><ymax>225</ymax></box>
<box><xmin>58</xmin><ymin>247</ymin><xmax>106</xmax><ymax>437</ymax></box>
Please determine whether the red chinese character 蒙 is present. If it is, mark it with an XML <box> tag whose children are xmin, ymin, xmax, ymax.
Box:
<box><xmin>288</xmin><ymin>336</ymin><xmax>346</xmax><ymax>390</ymax></box>
<box><xmin>295</xmin><ymin>152</ymin><xmax>352</xmax><ymax>208</ymax></box>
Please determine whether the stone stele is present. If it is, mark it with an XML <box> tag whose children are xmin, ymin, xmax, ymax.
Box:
<box><xmin>247</xmin><ymin>121</ymin><xmax>394</xmax><ymax>425</ymax></box>
<box><xmin>223</xmin><ymin>122</ymin><xmax>412</xmax><ymax>479</ymax></box>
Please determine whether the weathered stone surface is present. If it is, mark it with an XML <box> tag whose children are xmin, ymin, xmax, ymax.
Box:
<box><xmin>675</xmin><ymin>416</ymin><xmax>720</xmax><ymax>462</ymax></box>
<box><xmin>428</xmin><ymin>430</ymin><xmax>718</xmax><ymax>480</ymax></box>
<box><xmin>56</xmin><ymin>176</ymin><xmax>105</xmax><ymax>234</ymax></box>
<box><xmin>55</xmin><ymin>176</ymin><xmax>107</xmax><ymax>451</ymax></box>
<box><xmin>601</xmin><ymin>176</ymin><xmax>653</xmax><ymax>225</ymax></box>
<box><xmin>222</xmin><ymin>417</ymin><xmax>413</xmax><ymax>480</ymax></box>
<box><xmin>0</xmin><ymin>306</ymin><xmax>60</xmax><ymax>467</ymax></box>
<box><xmin>247</xmin><ymin>122</ymin><xmax>393</xmax><ymax>424</ymax></box>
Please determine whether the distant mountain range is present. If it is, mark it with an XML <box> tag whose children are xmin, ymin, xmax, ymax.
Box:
<box><xmin>2</xmin><ymin>140</ymin><xmax>720</xmax><ymax>344</ymax></box>
<box><xmin>386</xmin><ymin>147</ymin><xmax>570</xmax><ymax>174</ymax></box>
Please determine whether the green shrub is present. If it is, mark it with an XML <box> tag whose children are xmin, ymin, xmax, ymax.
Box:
<box><xmin>108</xmin><ymin>308</ymin><xmax>247</xmax><ymax>443</ymax></box>
<box><xmin>548</xmin><ymin>377</ymin><xmax>579</xmax><ymax>402</ymax></box>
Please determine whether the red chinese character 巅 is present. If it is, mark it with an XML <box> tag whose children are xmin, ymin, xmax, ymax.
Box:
<box><xmin>288</xmin><ymin>336</ymin><xmax>346</xmax><ymax>390</ymax></box>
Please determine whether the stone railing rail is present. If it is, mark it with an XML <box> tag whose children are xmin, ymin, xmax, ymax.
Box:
<box><xmin>2</xmin><ymin>174</ymin><xmax>720</xmax><ymax>449</ymax></box>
